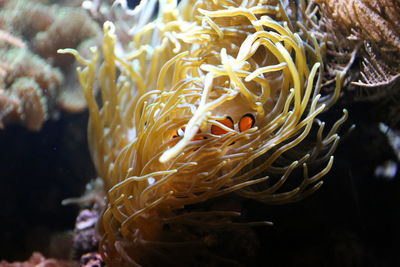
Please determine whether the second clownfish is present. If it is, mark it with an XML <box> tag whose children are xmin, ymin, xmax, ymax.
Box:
<box><xmin>172</xmin><ymin>113</ymin><xmax>255</xmax><ymax>139</ymax></box>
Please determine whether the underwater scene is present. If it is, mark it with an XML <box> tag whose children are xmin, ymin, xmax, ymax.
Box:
<box><xmin>0</xmin><ymin>0</ymin><xmax>399</xmax><ymax>266</ymax></box>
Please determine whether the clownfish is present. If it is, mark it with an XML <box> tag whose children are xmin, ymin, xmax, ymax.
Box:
<box><xmin>172</xmin><ymin>113</ymin><xmax>255</xmax><ymax>139</ymax></box>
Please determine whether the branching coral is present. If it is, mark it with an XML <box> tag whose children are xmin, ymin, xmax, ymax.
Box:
<box><xmin>311</xmin><ymin>0</ymin><xmax>400</xmax><ymax>124</ymax></box>
<box><xmin>62</xmin><ymin>0</ymin><xmax>347</xmax><ymax>265</ymax></box>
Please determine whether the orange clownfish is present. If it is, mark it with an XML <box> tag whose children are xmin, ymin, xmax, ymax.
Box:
<box><xmin>172</xmin><ymin>113</ymin><xmax>255</xmax><ymax>140</ymax></box>
<box><xmin>211</xmin><ymin>113</ymin><xmax>255</xmax><ymax>135</ymax></box>
<box><xmin>172</xmin><ymin>126</ymin><xmax>205</xmax><ymax>140</ymax></box>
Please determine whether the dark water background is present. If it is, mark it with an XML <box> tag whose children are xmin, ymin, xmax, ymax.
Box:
<box><xmin>0</xmin><ymin>111</ymin><xmax>94</xmax><ymax>261</ymax></box>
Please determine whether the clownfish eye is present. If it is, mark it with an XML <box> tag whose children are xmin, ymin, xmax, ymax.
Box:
<box><xmin>239</xmin><ymin>113</ymin><xmax>255</xmax><ymax>132</ymax></box>
<box><xmin>211</xmin><ymin>116</ymin><xmax>234</xmax><ymax>135</ymax></box>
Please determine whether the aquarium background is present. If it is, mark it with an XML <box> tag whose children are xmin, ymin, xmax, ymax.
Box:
<box><xmin>0</xmin><ymin>111</ymin><xmax>94</xmax><ymax>260</ymax></box>
<box><xmin>0</xmin><ymin>0</ymin><xmax>399</xmax><ymax>266</ymax></box>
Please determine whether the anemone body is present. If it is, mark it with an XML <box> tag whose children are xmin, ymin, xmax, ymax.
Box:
<box><xmin>63</xmin><ymin>0</ymin><xmax>346</xmax><ymax>265</ymax></box>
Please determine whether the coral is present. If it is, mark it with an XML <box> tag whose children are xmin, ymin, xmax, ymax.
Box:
<box><xmin>0</xmin><ymin>47</ymin><xmax>62</xmax><ymax>130</ymax></box>
<box><xmin>0</xmin><ymin>29</ymin><xmax>25</xmax><ymax>48</ymax></box>
<box><xmin>0</xmin><ymin>0</ymin><xmax>101</xmax><ymax>130</ymax></box>
<box><xmin>0</xmin><ymin>252</ymin><xmax>77</xmax><ymax>267</ymax></box>
<box><xmin>63</xmin><ymin>0</ymin><xmax>347</xmax><ymax>265</ymax></box>
<box><xmin>31</xmin><ymin>7</ymin><xmax>100</xmax><ymax>69</ymax></box>
<box><xmin>312</xmin><ymin>0</ymin><xmax>400</xmax><ymax>125</ymax></box>
<box><xmin>72</xmin><ymin>208</ymin><xmax>101</xmax><ymax>257</ymax></box>
<box><xmin>80</xmin><ymin>253</ymin><xmax>104</xmax><ymax>267</ymax></box>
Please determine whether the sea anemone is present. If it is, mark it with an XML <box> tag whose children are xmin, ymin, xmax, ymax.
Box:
<box><xmin>61</xmin><ymin>0</ymin><xmax>346</xmax><ymax>265</ymax></box>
